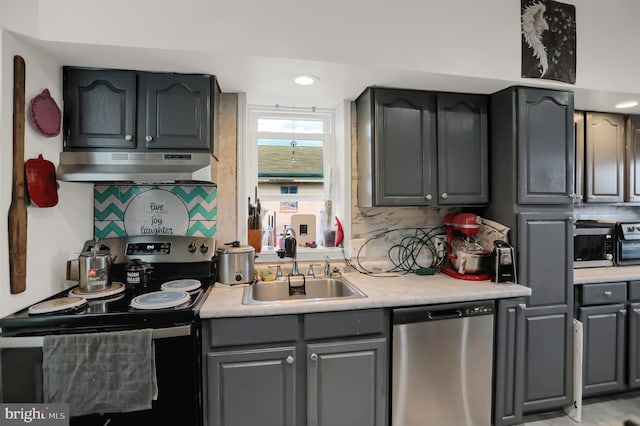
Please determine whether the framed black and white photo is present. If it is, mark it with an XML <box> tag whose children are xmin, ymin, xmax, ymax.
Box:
<box><xmin>521</xmin><ymin>0</ymin><xmax>576</xmax><ymax>84</ymax></box>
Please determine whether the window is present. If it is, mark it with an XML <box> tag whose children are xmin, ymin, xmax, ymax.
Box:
<box><xmin>239</xmin><ymin>102</ymin><xmax>351</xmax><ymax>261</ymax></box>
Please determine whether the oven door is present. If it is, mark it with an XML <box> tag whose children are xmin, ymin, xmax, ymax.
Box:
<box><xmin>617</xmin><ymin>240</ymin><xmax>640</xmax><ymax>265</ymax></box>
<box><xmin>0</xmin><ymin>325</ymin><xmax>202</xmax><ymax>426</ymax></box>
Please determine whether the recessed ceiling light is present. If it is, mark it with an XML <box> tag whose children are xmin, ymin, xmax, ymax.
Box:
<box><xmin>615</xmin><ymin>101</ymin><xmax>639</xmax><ymax>109</ymax></box>
<box><xmin>291</xmin><ymin>75</ymin><xmax>318</xmax><ymax>86</ymax></box>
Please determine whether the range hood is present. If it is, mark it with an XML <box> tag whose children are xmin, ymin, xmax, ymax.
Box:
<box><xmin>57</xmin><ymin>151</ymin><xmax>214</xmax><ymax>183</ymax></box>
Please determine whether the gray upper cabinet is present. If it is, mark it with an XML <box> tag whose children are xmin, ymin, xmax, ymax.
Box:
<box><xmin>517</xmin><ymin>88</ymin><xmax>575</xmax><ymax>205</ymax></box>
<box><xmin>141</xmin><ymin>73</ymin><xmax>212</xmax><ymax>150</ymax></box>
<box><xmin>626</xmin><ymin>116</ymin><xmax>640</xmax><ymax>202</ymax></box>
<box><xmin>64</xmin><ymin>68</ymin><xmax>137</xmax><ymax>149</ymax></box>
<box><xmin>356</xmin><ymin>87</ymin><xmax>488</xmax><ymax>207</ymax></box>
<box><xmin>584</xmin><ymin>112</ymin><xmax>625</xmax><ymax>203</ymax></box>
<box><xmin>436</xmin><ymin>93</ymin><xmax>489</xmax><ymax>205</ymax></box>
<box><xmin>64</xmin><ymin>67</ymin><xmax>215</xmax><ymax>152</ymax></box>
<box><xmin>574</xmin><ymin>112</ymin><xmax>585</xmax><ymax>204</ymax></box>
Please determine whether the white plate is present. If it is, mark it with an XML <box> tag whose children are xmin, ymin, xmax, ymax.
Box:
<box><xmin>69</xmin><ymin>281</ymin><xmax>126</xmax><ymax>299</ymax></box>
<box><xmin>130</xmin><ymin>291</ymin><xmax>190</xmax><ymax>310</ymax></box>
<box><xmin>28</xmin><ymin>296</ymin><xmax>87</xmax><ymax>315</ymax></box>
<box><xmin>161</xmin><ymin>279</ymin><xmax>201</xmax><ymax>292</ymax></box>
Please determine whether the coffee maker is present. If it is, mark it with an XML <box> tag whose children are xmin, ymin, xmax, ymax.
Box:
<box><xmin>491</xmin><ymin>240</ymin><xmax>517</xmax><ymax>283</ymax></box>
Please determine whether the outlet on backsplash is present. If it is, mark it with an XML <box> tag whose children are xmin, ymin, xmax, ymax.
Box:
<box><xmin>350</xmin><ymin>238</ymin><xmax>367</xmax><ymax>258</ymax></box>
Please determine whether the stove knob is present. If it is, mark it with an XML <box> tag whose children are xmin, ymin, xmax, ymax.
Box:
<box><xmin>200</xmin><ymin>243</ymin><xmax>209</xmax><ymax>254</ymax></box>
<box><xmin>187</xmin><ymin>243</ymin><xmax>197</xmax><ymax>253</ymax></box>
<box><xmin>629</xmin><ymin>226</ymin><xmax>636</xmax><ymax>232</ymax></box>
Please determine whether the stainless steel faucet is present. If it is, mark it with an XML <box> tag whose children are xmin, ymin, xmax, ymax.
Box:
<box><xmin>284</xmin><ymin>227</ymin><xmax>300</xmax><ymax>276</ymax></box>
<box><xmin>323</xmin><ymin>256</ymin><xmax>331</xmax><ymax>278</ymax></box>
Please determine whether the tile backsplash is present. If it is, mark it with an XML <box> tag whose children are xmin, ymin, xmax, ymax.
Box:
<box><xmin>94</xmin><ymin>184</ymin><xmax>217</xmax><ymax>239</ymax></box>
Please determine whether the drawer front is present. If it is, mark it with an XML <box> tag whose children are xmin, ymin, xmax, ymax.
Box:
<box><xmin>580</xmin><ymin>282</ymin><xmax>627</xmax><ymax>305</ymax></box>
<box><xmin>304</xmin><ymin>309</ymin><xmax>386</xmax><ymax>340</ymax></box>
<box><xmin>207</xmin><ymin>316</ymin><xmax>298</xmax><ymax>348</ymax></box>
<box><xmin>629</xmin><ymin>281</ymin><xmax>640</xmax><ymax>301</ymax></box>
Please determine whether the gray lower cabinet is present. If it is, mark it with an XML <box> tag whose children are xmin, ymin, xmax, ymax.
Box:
<box><xmin>207</xmin><ymin>347</ymin><xmax>297</xmax><ymax>426</ymax></box>
<box><xmin>629</xmin><ymin>301</ymin><xmax>640</xmax><ymax>388</ymax></box>
<box><xmin>493</xmin><ymin>298</ymin><xmax>526</xmax><ymax>426</ymax></box>
<box><xmin>522</xmin><ymin>305</ymin><xmax>574</xmax><ymax>413</ymax></box>
<box><xmin>203</xmin><ymin>310</ymin><xmax>389</xmax><ymax>426</ymax></box>
<box><xmin>306</xmin><ymin>339</ymin><xmax>387</xmax><ymax>426</ymax></box>
<box><xmin>575</xmin><ymin>281</ymin><xmax>640</xmax><ymax>396</ymax></box>
<box><xmin>578</xmin><ymin>304</ymin><xmax>626</xmax><ymax>397</ymax></box>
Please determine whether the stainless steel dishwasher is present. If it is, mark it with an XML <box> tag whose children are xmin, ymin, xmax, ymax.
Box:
<box><xmin>392</xmin><ymin>300</ymin><xmax>495</xmax><ymax>426</ymax></box>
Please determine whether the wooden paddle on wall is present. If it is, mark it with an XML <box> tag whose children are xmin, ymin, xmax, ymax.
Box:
<box><xmin>8</xmin><ymin>55</ymin><xmax>27</xmax><ymax>294</ymax></box>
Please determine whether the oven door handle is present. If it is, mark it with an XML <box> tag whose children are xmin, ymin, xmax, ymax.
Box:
<box><xmin>0</xmin><ymin>324</ymin><xmax>192</xmax><ymax>348</ymax></box>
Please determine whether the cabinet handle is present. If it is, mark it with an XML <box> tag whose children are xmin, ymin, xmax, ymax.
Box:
<box><xmin>634</xmin><ymin>308</ymin><xmax>640</xmax><ymax>315</ymax></box>
<box><xmin>125</xmin><ymin>134</ymin><xmax>133</xmax><ymax>141</ymax></box>
<box><xmin>145</xmin><ymin>135</ymin><xmax>154</xmax><ymax>143</ymax></box>
<box><xmin>425</xmin><ymin>194</ymin><xmax>432</xmax><ymax>201</ymax></box>
<box><xmin>286</xmin><ymin>355</ymin><xmax>294</xmax><ymax>364</ymax></box>
<box><xmin>441</xmin><ymin>193</ymin><xmax>448</xmax><ymax>199</ymax></box>
<box><xmin>620</xmin><ymin>309</ymin><xmax>627</xmax><ymax>315</ymax></box>
<box><xmin>604</xmin><ymin>291</ymin><xmax>613</xmax><ymax>296</ymax></box>
<box><xmin>518</xmin><ymin>303</ymin><xmax>526</xmax><ymax>311</ymax></box>
<box><xmin>310</xmin><ymin>353</ymin><xmax>318</xmax><ymax>362</ymax></box>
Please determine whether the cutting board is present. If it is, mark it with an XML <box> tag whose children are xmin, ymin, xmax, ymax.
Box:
<box><xmin>8</xmin><ymin>55</ymin><xmax>27</xmax><ymax>294</ymax></box>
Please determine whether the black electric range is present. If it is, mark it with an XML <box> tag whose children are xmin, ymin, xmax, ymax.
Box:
<box><xmin>0</xmin><ymin>235</ymin><xmax>216</xmax><ymax>336</ymax></box>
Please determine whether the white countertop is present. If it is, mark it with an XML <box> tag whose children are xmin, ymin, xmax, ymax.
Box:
<box><xmin>199</xmin><ymin>271</ymin><xmax>531</xmax><ymax>318</ymax></box>
<box><xmin>574</xmin><ymin>265</ymin><xmax>640</xmax><ymax>284</ymax></box>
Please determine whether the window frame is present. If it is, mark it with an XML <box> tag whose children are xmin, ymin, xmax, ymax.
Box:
<box><xmin>238</xmin><ymin>100</ymin><xmax>351</xmax><ymax>262</ymax></box>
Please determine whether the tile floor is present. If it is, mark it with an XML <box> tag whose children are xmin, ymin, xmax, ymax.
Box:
<box><xmin>524</xmin><ymin>392</ymin><xmax>640</xmax><ymax>426</ymax></box>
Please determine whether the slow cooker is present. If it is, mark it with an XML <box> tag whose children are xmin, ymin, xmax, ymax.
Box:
<box><xmin>216</xmin><ymin>241</ymin><xmax>256</xmax><ymax>284</ymax></box>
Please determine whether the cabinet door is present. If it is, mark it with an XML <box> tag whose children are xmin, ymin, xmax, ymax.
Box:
<box><xmin>494</xmin><ymin>298</ymin><xmax>526</xmax><ymax>426</ymax></box>
<box><xmin>307</xmin><ymin>338</ymin><xmax>387</xmax><ymax>426</ymax></box>
<box><xmin>574</xmin><ymin>111</ymin><xmax>585</xmax><ymax>204</ymax></box>
<box><xmin>517</xmin><ymin>88</ymin><xmax>575</xmax><ymax>204</ymax></box>
<box><xmin>626</xmin><ymin>116</ymin><xmax>640</xmax><ymax>202</ymax></box>
<box><xmin>436</xmin><ymin>93</ymin><xmax>489</xmax><ymax>205</ymax></box>
<box><xmin>517</xmin><ymin>211</ymin><xmax>573</xmax><ymax>307</ymax></box>
<box><xmin>629</xmin><ymin>302</ymin><xmax>640</xmax><ymax>389</ymax></box>
<box><xmin>522</xmin><ymin>305</ymin><xmax>573</xmax><ymax>414</ymax></box>
<box><xmin>143</xmin><ymin>73</ymin><xmax>211</xmax><ymax>151</ymax></box>
<box><xmin>373</xmin><ymin>89</ymin><xmax>436</xmax><ymax>205</ymax></box>
<box><xmin>578</xmin><ymin>304</ymin><xmax>626</xmax><ymax>397</ymax></box>
<box><xmin>63</xmin><ymin>68</ymin><xmax>137</xmax><ymax>149</ymax></box>
<box><xmin>585</xmin><ymin>112</ymin><xmax>625</xmax><ymax>203</ymax></box>
<box><xmin>207</xmin><ymin>347</ymin><xmax>296</xmax><ymax>426</ymax></box>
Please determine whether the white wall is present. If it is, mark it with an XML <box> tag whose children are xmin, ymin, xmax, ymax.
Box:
<box><xmin>2</xmin><ymin>0</ymin><xmax>639</xmax><ymax>96</ymax></box>
<box><xmin>0</xmin><ymin>30</ymin><xmax>92</xmax><ymax>317</ymax></box>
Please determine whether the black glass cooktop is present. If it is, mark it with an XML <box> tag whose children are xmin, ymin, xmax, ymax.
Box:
<box><xmin>0</xmin><ymin>262</ymin><xmax>214</xmax><ymax>337</ymax></box>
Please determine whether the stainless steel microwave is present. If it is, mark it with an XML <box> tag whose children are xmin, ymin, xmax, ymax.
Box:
<box><xmin>573</xmin><ymin>220</ymin><xmax>616</xmax><ymax>268</ymax></box>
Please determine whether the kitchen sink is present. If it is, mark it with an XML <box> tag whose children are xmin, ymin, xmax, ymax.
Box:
<box><xmin>241</xmin><ymin>277</ymin><xmax>367</xmax><ymax>305</ymax></box>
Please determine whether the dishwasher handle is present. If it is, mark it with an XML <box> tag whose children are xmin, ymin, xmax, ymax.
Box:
<box><xmin>427</xmin><ymin>309</ymin><xmax>463</xmax><ymax>320</ymax></box>
<box><xmin>393</xmin><ymin>300</ymin><xmax>494</xmax><ymax>325</ymax></box>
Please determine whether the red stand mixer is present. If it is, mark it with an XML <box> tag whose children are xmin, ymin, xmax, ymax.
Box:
<box><xmin>441</xmin><ymin>212</ymin><xmax>491</xmax><ymax>280</ymax></box>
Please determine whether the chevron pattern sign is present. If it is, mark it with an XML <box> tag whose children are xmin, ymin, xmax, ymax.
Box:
<box><xmin>94</xmin><ymin>185</ymin><xmax>217</xmax><ymax>239</ymax></box>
